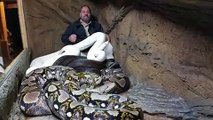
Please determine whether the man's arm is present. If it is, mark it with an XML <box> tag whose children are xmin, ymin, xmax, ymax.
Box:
<box><xmin>61</xmin><ymin>24</ymin><xmax>77</xmax><ymax>45</ymax></box>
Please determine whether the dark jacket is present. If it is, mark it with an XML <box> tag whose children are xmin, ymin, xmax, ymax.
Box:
<box><xmin>61</xmin><ymin>18</ymin><xmax>104</xmax><ymax>45</ymax></box>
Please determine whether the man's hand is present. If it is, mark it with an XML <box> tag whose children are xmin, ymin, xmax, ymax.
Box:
<box><xmin>69</xmin><ymin>34</ymin><xmax>77</xmax><ymax>43</ymax></box>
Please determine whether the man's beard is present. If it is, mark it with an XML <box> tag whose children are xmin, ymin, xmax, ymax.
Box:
<box><xmin>81</xmin><ymin>16</ymin><xmax>90</xmax><ymax>23</ymax></box>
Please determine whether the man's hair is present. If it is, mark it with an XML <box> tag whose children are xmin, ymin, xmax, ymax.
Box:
<box><xmin>80</xmin><ymin>5</ymin><xmax>91</xmax><ymax>13</ymax></box>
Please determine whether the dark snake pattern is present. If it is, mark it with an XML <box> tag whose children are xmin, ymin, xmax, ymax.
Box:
<box><xmin>18</xmin><ymin>56</ymin><xmax>143</xmax><ymax>120</ymax></box>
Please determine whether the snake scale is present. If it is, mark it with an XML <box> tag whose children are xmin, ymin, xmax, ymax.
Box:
<box><xmin>18</xmin><ymin>56</ymin><xmax>143</xmax><ymax>120</ymax></box>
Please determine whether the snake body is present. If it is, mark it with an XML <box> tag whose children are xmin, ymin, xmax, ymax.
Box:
<box><xmin>52</xmin><ymin>55</ymin><xmax>130</xmax><ymax>94</ymax></box>
<box><xmin>18</xmin><ymin>65</ymin><xmax>143</xmax><ymax>119</ymax></box>
<box><xmin>19</xmin><ymin>32</ymin><xmax>142</xmax><ymax>119</ymax></box>
<box><xmin>26</xmin><ymin>32</ymin><xmax>112</xmax><ymax>75</ymax></box>
<box><xmin>53</xmin><ymin>55</ymin><xmax>105</xmax><ymax>75</ymax></box>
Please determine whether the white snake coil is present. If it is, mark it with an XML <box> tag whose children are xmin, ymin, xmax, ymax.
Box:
<box><xmin>26</xmin><ymin>32</ymin><xmax>113</xmax><ymax>74</ymax></box>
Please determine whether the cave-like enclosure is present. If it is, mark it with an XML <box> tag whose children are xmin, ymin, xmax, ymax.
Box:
<box><xmin>0</xmin><ymin>0</ymin><xmax>213</xmax><ymax>120</ymax></box>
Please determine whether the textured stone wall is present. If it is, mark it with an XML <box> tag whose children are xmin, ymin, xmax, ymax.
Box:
<box><xmin>135</xmin><ymin>0</ymin><xmax>213</xmax><ymax>35</ymax></box>
<box><xmin>100</xmin><ymin>2</ymin><xmax>213</xmax><ymax>103</ymax></box>
<box><xmin>109</xmin><ymin>8</ymin><xmax>213</xmax><ymax>99</ymax></box>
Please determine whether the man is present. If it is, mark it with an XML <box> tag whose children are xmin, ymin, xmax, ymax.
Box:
<box><xmin>26</xmin><ymin>5</ymin><xmax>120</xmax><ymax>74</ymax></box>
<box><xmin>61</xmin><ymin>5</ymin><xmax>104</xmax><ymax>46</ymax></box>
<box><xmin>61</xmin><ymin>5</ymin><xmax>118</xmax><ymax>68</ymax></box>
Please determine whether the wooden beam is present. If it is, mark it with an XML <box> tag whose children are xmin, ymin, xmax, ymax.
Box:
<box><xmin>17</xmin><ymin>0</ymin><xmax>28</xmax><ymax>48</ymax></box>
<box><xmin>0</xmin><ymin>1</ymin><xmax>10</xmax><ymax>59</ymax></box>
<box><xmin>0</xmin><ymin>2</ymin><xmax>8</xmax><ymax>41</ymax></box>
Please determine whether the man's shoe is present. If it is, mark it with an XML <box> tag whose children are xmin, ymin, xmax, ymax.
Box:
<box><xmin>105</xmin><ymin>59</ymin><xmax>120</xmax><ymax>69</ymax></box>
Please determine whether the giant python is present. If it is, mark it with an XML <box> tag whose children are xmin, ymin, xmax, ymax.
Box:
<box><xmin>18</xmin><ymin>32</ymin><xmax>143</xmax><ymax>119</ymax></box>
<box><xmin>26</xmin><ymin>32</ymin><xmax>114</xmax><ymax>75</ymax></box>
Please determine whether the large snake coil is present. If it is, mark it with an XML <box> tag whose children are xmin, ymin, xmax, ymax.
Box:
<box><xmin>18</xmin><ymin>65</ymin><xmax>143</xmax><ymax>120</ymax></box>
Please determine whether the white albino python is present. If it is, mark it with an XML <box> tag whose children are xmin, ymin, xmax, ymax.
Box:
<box><xmin>19</xmin><ymin>32</ymin><xmax>143</xmax><ymax>119</ymax></box>
<box><xmin>26</xmin><ymin>32</ymin><xmax>113</xmax><ymax>75</ymax></box>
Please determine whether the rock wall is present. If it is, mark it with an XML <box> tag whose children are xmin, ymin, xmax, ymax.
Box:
<box><xmin>22</xmin><ymin>0</ymin><xmax>213</xmax><ymax>110</ymax></box>
<box><xmin>135</xmin><ymin>0</ymin><xmax>213</xmax><ymax>35</ymax></box>
<box><xmin>100</xmin><ymin>1</ymin><xmax>213</xmax><ymax>103</ymax></box>
<box><xmin>110</xmin><ymin>8</ymin><xmax>213</xmax><ymax>100</ymax></box>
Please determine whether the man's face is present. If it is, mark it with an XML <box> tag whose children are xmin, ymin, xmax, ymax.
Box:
<box><xmin>80</xmin><ymin>6</ymin><xmax>91</xmax><ymax>23</ymax></box>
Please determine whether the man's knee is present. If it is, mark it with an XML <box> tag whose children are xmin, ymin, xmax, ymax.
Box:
<box><xmin>92</xmin><ymin>32</ymin><xmax>106</xmax><ymax>37</ymax></box>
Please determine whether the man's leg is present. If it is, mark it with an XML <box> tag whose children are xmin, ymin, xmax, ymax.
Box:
<box><xmin>104</xmin><ymin>42</ymin><xmax>121</xmax><ymax>69</ymax></box>
<box><xmin>104</xmin><ymin>42</ymin><xmax>114</xmax><ymax>60</ymax></box>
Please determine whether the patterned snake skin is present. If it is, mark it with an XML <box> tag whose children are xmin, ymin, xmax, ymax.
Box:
<box><xmin>18</xmin><ymin>58</ymin><xmax>143</xmax><ymax>120</ymax></box>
